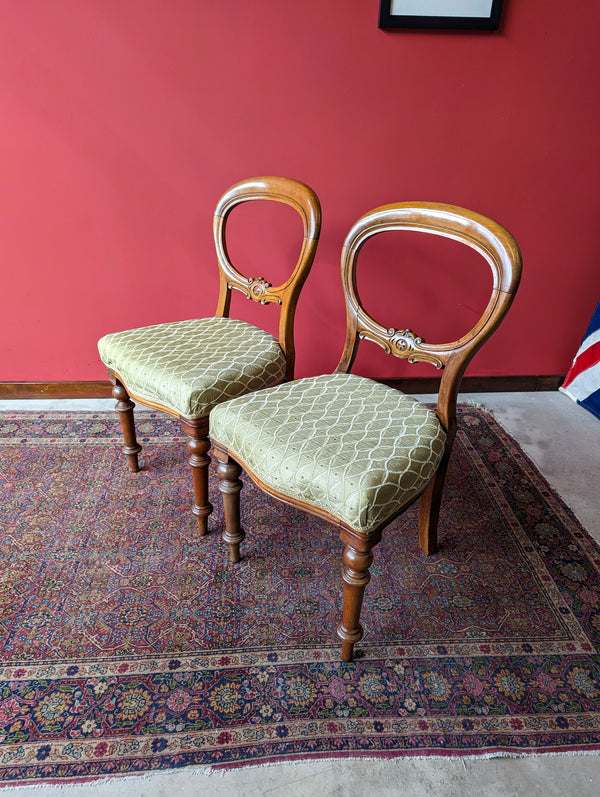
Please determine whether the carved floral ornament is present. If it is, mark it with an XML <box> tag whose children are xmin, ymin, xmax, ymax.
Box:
<box><xmin>248</xmin><ymin>277</ymin><xmax>272</xmax><ymax>302</ymax></box>
<box><xmin>359</xmin><ymin>326</ymin><xmax>444</xmax><ymax>368</ymax></box>
<box><xmin>229</xmin><ymin>276</ymin><xmax>281</xmax><ymax>305</ymax></box>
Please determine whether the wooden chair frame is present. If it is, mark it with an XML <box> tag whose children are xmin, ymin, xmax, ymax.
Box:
<box><xmin>213</xmin><ymin>202</ymin><xmax>521</xmax><ymax>661</ymax></box>
<box><xmin>107</xmin><ymin>176</ymin><xmax>321</xmax><ymax>535</ymax></box>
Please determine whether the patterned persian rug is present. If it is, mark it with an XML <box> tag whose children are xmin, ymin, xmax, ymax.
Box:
<box><xmin>0</xmin><ymin>408</ymin><xmax>599</xmax><ymax>784</ymax></box>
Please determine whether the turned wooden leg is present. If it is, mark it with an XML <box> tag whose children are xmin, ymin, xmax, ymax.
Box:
<box><xmin>181</xmin><ymin>419</ymin><xmax>213</xmax><ymax>536</ymax></box>
<box><xmin>418</xmin><ymin>459</ymin><xmax>449</xmax><ymax>556</ymax></box>
<box><xmin>336</xmin><ymin>543</ymin><xmax>374</xmax><ymax>663</ymax></box>
<box><xmin>215</xmin><ymin>452</ymin><xmax>245</xmax><ymax>563</ymax></box>
<box><xmin>112</xmin><ymin>381</ymin><xmax>142</xmax><ymax>473</ymax></box>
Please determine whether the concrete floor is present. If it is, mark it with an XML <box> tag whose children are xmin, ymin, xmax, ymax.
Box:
<box><xmin>1</xmin><ymin>391</ymin><xmax>599</xmax><ymax>796</ymax></box>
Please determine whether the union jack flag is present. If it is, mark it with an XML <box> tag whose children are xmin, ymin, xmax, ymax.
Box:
<box><xmin>560</xmin><ymin>300</ymin><xmax>600</xmax><ymax>421</ymax></box>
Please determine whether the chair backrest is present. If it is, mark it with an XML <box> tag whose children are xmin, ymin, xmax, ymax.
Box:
<box><xmin>213</xmin><ymin>176</ymin><xmax>321</xmax><ymax>380</ymax></box>
<box><xmin>335</xmin><ymin>201</ymin><xmax>522</xmax><ymax>441</ymax></box>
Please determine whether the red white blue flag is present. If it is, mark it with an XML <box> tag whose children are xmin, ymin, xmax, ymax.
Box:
<box><xmin>560</xmin><ymin>300</ymin><xmax>600</xmax><ymax>421</ymax></box>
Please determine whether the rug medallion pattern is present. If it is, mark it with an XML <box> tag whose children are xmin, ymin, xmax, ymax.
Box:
<box><xmin>0</xmin><ymin>409</ymin><xmax>599</xmax><ymax>782</ymax></box>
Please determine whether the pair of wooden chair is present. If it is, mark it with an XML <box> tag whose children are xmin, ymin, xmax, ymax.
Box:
<box><xmin>98</xmin><ymin>176</ymin><xmax>522</xmax><ymax>661</ymax></box>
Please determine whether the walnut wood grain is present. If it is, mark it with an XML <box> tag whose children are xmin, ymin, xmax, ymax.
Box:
<box><xmin>111</xmin><ymin>381</ymin><xmax>141</xmax><ymax>473</ymax></box>
<box><xmin>180</xmin><ymin>416</ymin><xmax>212</xmax><ymax>537</ymax></box>
<box><xmin>103</xmin><ymin>177</ymin><xmax>320</xmax><ymax>537</ymax></box>
<box><xmin>214</xmin><ymin>448</ymin><xmax>245</xmax><ymax>563</ymax></box>
<box><xmin>213</xmin><ymin>176</ymin><xmax>321</xmax><ymax>381</ymax></box>
<box><xmin>213</xmin><ymin>201</ymin><xmax>522</xmax><ymax>661</ymax></box>
<box><xmin>337</xmin><ymin>544</ymin><xmax>374</xmax><ymax>663</ymax></box>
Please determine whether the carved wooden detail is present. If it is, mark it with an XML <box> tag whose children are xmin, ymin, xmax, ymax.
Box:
<box><xmin>214</xmin><ymin>448</ymin><xmax>246</xmax><ymax>563</ymax></box>
<box><xmin>111</xmin><ymin>380</ymin><xmax>142</xmax><ymax>473</ymax></box>
<box><xmin>336</xmin><ymin>544</ymin><xmax>374</xmax><ymax>663</ymax></box>
<box><xmin>229</xmin><ymin>276</ymin><xmax>282</xmax><ymax>305</ymax></box>
<box><xmin>185</xmin><ymin>436</ymin><xmax>212</xmax><ymax>537</ymax></box>
<box><xmin>358</xmin><ymin>326</ymin><xmax>444</xmax><ymax>368</ymax></box>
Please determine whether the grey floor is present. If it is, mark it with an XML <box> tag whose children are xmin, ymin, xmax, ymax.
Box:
<box><xmin>1</xmin><ymin>392</ymin><xmax>599</xmax><ymax>796</ymax></box>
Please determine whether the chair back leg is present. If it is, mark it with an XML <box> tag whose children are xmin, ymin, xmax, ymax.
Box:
<box><xmin>417</xmin><ymin>455</ymin><xmax>451</xmax><ymax>555</ymax></box>
<box><xmin>112</xmin><ymin>381</ymin><xmax>142</xmax><ymax>473</ymax></box>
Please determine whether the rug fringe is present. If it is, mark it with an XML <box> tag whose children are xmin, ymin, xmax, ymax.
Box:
<box><xmin>202</xmin><ymin>749</ymin><xmax>600</xmax><ymax>774</ymax></box>
<box><xmin>461</xmin><ymin>398</ymin><xmax>495</xmax><ymax>414</ymax></box>
<box><xmin>3</xmin><ymin>750</ymin><xmax>599</xmax><ymax>791</ymax></box>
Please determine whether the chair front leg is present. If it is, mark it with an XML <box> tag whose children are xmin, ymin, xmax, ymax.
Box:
<box><xmin>336</xmin><ymin>535</ymin><xmax>375</xmax><ymax>663</ymax></box>
<box><xmin>180</xmin><ymin>417</ymin><xmax>213</xmax><ymax>536</ymax></box>
<box><xmin>214</xmin><ymin>446</ymin><xmax>245</xmax><ymax>563</ymax></box>
<box><xmin>112</xmin><ymin>380</ymin><xmax>142</xmax><ymax>473</ymax></box>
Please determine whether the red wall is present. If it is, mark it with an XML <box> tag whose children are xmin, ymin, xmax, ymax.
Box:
<box><xmin>1</xmin><ymin>0</ymin><xmax>599</xmax><ymax>382</ymax></box>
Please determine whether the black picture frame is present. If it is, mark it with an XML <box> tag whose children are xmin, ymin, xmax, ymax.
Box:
<box><xmin>379</xmin><ymin>0</ymin><xmax>504</xmax><ymax>31</ymax></box>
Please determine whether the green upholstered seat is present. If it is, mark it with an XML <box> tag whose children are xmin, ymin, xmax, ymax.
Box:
<box><xmin>210</xmin><ymin>373</ymin><xmax>446</xmax><ymax>535</ymax></box>
<box><xmin>98</xmin><ymin>317</ymin><xmax>287</xmax><ymax>419</ymax></box>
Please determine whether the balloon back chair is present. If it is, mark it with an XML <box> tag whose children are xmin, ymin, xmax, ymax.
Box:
<box><xmin>210</xmin><ymin>202</ymin><xmax>522</xmax><ymax>661</ymax></box>
<box><xmin>98</xmin><ymin>177</ymin><xmax>321</xmax><ymax>535</ymax></box>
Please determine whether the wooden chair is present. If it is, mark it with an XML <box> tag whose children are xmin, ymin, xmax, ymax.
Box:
<box><xmin>210</xmin><ymin>202</ymin><xmax>522</xmax><ymax>661</ymax></box>
<box><xmin>98</xmin><ymin>176</ymin><xmax>321</xmax><ymax>535</ymax></box>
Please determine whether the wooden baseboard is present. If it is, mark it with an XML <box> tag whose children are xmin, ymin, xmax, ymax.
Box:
<box><xmin>0</xmin><ymin>375</ymin><xmax>565</xmax><ymax>401</ymax></box>
<box><xmin>379</xmin><ymin>374</ymin><xmax>565</xmax><ymax>393</ymax></box>
<box><xmin>0</xmin><ymin>382</ymin><xmax>113</xmax><ymax>399</ymax></box>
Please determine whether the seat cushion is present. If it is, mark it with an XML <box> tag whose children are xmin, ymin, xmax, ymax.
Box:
<box><xmin>98</xmin><ymin>317</ymin><xmax>287</xmax><ymax>419</ymax></box>
<box><xmin>210</xmin><ymin>373</ymin><xmax>447</xmax><ymax>535</ymax></box>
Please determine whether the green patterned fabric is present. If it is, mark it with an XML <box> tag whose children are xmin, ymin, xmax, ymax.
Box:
<box><xmin>98</xmin><ymin>317</ymin><xmax>287</xmax><ymax>419</ymax></box>
<box><xmin>210</xmin><ymin>373</ymin><xmax>447</xmax><ymax>535</ymax></box>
